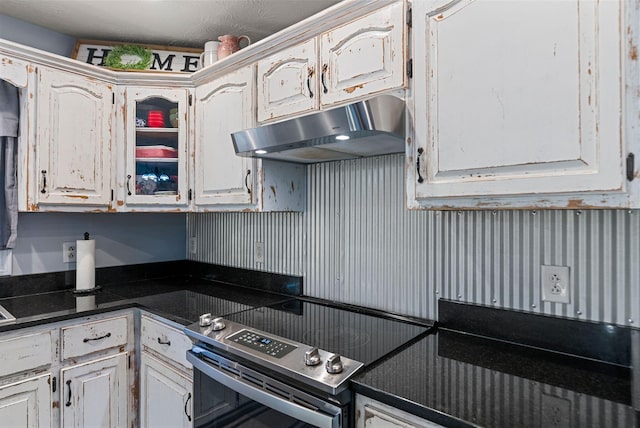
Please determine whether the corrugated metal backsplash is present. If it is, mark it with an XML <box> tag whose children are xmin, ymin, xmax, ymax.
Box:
<box><xmin>187</xmin><ymin>154</ymin><xmax>639</xmax><ymax>326</ymax></box>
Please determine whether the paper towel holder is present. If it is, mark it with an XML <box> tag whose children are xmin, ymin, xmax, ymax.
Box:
<box><xmin>72</xmin><ymin>232</ymin><xmax>102</xmax><ymax>295</ymax></box>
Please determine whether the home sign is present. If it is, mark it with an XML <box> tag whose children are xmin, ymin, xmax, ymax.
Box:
<box><xmin>72</xmin><ymin>39</ymin><xmax>203</xmax><ymax>73</ymax></box>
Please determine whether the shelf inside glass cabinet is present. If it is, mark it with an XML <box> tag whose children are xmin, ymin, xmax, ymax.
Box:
<box><xmin>135</xmin><ymin>97</ymin><xmax>180</xmax><ymax>196</ymax></box>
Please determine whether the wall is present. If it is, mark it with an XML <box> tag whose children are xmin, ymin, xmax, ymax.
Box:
<box><xmin>188</xmin><ymin>154</ymin><xmax>640</xmax><ymax>327</ymax></box>
<box><xmin>13</xmin><ymin>213</ymin><xmax>186</xmax><ymax>275</ymax></box>
<box><xmin>0</xmin><ymin>13</ymin><xmax>75</xmax><ymax>56</ymax></box>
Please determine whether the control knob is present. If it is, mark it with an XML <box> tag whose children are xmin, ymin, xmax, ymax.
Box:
<box><xmin>211</xmin><ymin>317</ymin><xmax>226</xmax><ymax>331</ymax></box>
<box><xmin>304</xmin><ymin>347</ymin><xmax>321</xmax><ymax>366</ymax></box>
<box><xmin>325</xmin><ymin>354</ymin><xmax>344</xmax><ymax>374</ymax></box>
<box><xmin>199</xmin><ymin>313</ymin><xmax>212</xmax><ymax>327</ymax></box>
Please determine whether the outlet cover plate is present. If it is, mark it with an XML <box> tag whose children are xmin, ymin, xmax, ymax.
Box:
<box><xmin>541</xmin><ymin>265</ymin><xmax>570</xmax><ymax>303</ymax></box>
<box><xmin>63</xmin><ymin>242</ymin><xmax>76</xmax><ymax>263</ymax></box>
<box><xmin>255</xmin><ymin>242</ymin><xmax>264</xmax><ymax>264</ymax></box>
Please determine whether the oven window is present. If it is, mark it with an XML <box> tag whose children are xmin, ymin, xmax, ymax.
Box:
<box><xmin>194</xmin><ymin>369</ymin><xmax>325</xmax><ymax>428</ymax></box>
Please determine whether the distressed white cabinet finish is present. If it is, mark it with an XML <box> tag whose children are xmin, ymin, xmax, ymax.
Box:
<box><xmin>123</xmin><ymin>87</ymin><xmax>190</xmax><ymax>208</ymax></box>
<box><xmin>355</xmin><ymin>395</ymin><xmax>445</xmax><ymax>428</ymax></box>
<box><xmin>60</xmin><ymin>315</ymin><xmax>128</xmax><ymax>360</ymax></box>
<box><xmin>60</xmin><ymin>352</ymin><xmax>128</xmax><ymax>428</ymax></box>
<box><xmin>257</xmin><ymin>2</ymin><xmax>405</xmax><ymax>123</ymax></box>
<box><xmin>408</xmin><ymin>0</ymin><xmax>637</xmax><ymax>209</ymax></box>
<box><xmin>320</xmin><ymin>2</ymin><xmax>405</xmax><ymax>107</ymax></box>
<box><xmin>35</xmin><ymin>66</ymin><xmax>114</xmax><ymax>208</ymax></box>
<box><xmin>257</xmin><ymin>39</ymin><xmax>318</xmax><ymax>123</ymax></box>
<box><xmin>0</xmin><ymin>331</ymin><xmax>52</xmax><ymax>378</ymax></box>
<box><xmin>0</xmin><ymin>374</ymin><xmax>52</xmax><ymax>428</ymax></box>
<box><xmin>140</xmin><ymin>353</ymin><xmax>192</xmax><ymax>428</ymax></box>
<box><xmin>194</xmin><ymin>65</ymin><xmax>255</xmax><ymax>207</ymax></box>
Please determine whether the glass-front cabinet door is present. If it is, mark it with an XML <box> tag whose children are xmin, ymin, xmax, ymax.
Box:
<box><xmin>124</xmin><ymin>87</ymin><xmax>189</xmax><ymax>207</ymax></box>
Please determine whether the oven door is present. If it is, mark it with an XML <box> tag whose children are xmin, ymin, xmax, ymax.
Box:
<box><xmin>187</xmin><ymin>347</ymin><xmax>344</xmax><ymax>428</ymax></box>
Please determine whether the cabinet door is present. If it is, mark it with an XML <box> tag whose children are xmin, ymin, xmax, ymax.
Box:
<box><xmin>194</xmin><ymin>65</ymin><xmax>255</xmax><ymax>207</ymax></box>
<box><xmin>0</xmin><ymin>374</ymin><xmax>51</xmax><ymax>428</ymax></box>
<box><xmin>60</xmin><ymin>352</ymin><xmax>127</xmax><ymax>428</ymax></box>
<box><xmin>320</xmin><ymin>2</ymin><xmax>405</xmax><ymax>107</ymax></box>
<box><xmin>36</xmin><ymin>67</ymin><xmax>113</xmax><ymax>207</ymax></box>
<box><xmin>140</xmin><ymin>353</ymin><xmax>192</xmax><ymax>428</ymax></box>
<box><xmin>410</xmin><ymin>0</ymin><xmax>624</xmax><ymax>208</ymax></box>
<box><xmin>257</xmin><ymin>38</ymin><xmax>318</xmax><ymax>123</ymax></box>
<box><xmin>124</xmin><ymin>87</ymin><xmax>189</xmax><ymax>207</ymax></box>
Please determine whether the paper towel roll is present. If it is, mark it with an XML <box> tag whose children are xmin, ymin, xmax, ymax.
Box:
<box><xmin>76</xmin><ymin>238</ymin><xmax>95</xmax><ymax>291</ymax></box>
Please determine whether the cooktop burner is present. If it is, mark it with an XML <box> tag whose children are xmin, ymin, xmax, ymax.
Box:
<box><xmin>224</xmin><ymin>300</ymin><xmax>429</xmax><ymax>366</ymax></box>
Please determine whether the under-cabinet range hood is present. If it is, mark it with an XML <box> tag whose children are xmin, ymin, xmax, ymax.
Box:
<box><xmin>231</xmin><ymin>94</ymin><xmax>405</xmax><ymax>164</ymax></box>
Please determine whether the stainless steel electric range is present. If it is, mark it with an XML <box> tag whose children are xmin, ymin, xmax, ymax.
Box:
<box><xmin>184</xmin><ymin>299</ymin><xmax>429</xmax><ymax>428</ymax></box>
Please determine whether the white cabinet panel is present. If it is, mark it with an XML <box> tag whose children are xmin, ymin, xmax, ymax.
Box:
<box><xmin>410</xmin><ymin>0</ymin><xmax>626</xmax><ymax>208</ymax></box>
<box><xmin>0</xmin><ymin>331</ymin><xmax>52</xmax><ymax>378</ymax></box>
<box><xmin>61</xmin><ymin>315</ymin><xmax>128</xmax><ymax>360</ymax></box>
<box><xmin>140</xmin><ymin>353</ymin><xmax>192</xmax><ymax>428</ymax></box>
<box><xmin>60</xmin><ymin>352</ymin><xmax>128</xmax><ymax>428</ymax></box>
<box><xmin>36</xmin><ymin>67</ymin><xmax>113</xmax><ymax>207</ymax></box>
<box><xmin>257</xmin><ymin>38</ymin><xmax>318</xmax><ymax>123</ymax></box>
<box><xmin>320</xmin><ymin>2</ymin><xmax>405</xmax><ymax>107</ymax></box>
<box><xmin>194</xmin><ymin>65</ymin><xmax>255</xmax><ymax>207</ymax></box>
<box><xmin>355</xmin><ymin>394</ymin><xmax>444</xmax><ymax>428</ymax></box>
<box><xmin>0</xmin><ymin>374</ymin><xmax>51</xmax><ymax>428</ymax></box>
<box><xmin>140</xmin><ymin>315</ymin><xmax>192</xmax><ymax>370</ymax></box>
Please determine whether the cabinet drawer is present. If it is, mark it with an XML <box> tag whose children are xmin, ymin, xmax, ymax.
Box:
<box><xmin>61</xmin><ymin>315</ymin><xmax>128</xmax><ymax>360</ymax></box>
<box><xmin>0</xmin><ymin>331</ymin><xmax>52</xmax><ymax>378</ymax></box>
<box><xmin>141</xmin><ymin>315</ymin><xmax>192</xmax><ymax>370</ymax></box>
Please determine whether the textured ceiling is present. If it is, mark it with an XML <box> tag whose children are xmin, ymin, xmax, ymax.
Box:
<box><xmin>0</xmin><ymin>0</ymin><xmax>343</xmax><ymax>48</ymax></box>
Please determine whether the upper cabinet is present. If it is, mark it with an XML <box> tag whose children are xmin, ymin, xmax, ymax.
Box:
<box><xmin>194</xmin><ymin>65</ymin><xmax>255</xmax><ymax>207</ymax></box>
<box><xmin>319</xmin><ymin>2</ymin><xmax>405</xmax><ymax>107</ymax></box>
<box><xmin>257</xmin><ymin>2</ymin><xmax>405</xmax><ymax>124</ymax></box>
<box><xmin>35</xmin><ymin>67</ymin><xmax>114</xmax><ymax>208</ymax></box>
<box><xmin>408</xmin><ymin>0</ymin><xmax>637</xmax><ymax>209</ymax></box>
<box><xmin>122</xmin><ymin>87</ymin><xmax>190</xmax><ymax>209</ymax></box>
<box><xmin>257</xmin><ymin>39</ymin><xmax>318</xmax><ymax>123</ymax></box>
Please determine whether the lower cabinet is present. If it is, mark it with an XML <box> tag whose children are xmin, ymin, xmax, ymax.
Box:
<box><xmin>140</xmin><ymin>352</ymin><xmax>193</xmax><ymax>428</ymax></box>
<box><xmin>60</xmin><ymin>352</ymin><xmax>128</xmax><ymax>428</ymax></box>
<box><xmin>0</xmin><ymin>373</ymin><xmax>52</xmax><ymax>428</ymax></box>
<box><xmin>355</xmin><ymin>394</ymin><xmax>445</xmax><ymax>428</ymax></box>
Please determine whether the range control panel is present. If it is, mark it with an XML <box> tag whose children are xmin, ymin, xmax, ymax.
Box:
<box><xmin>227</xmin><ymin>330</ymin><xmax>296</xmax><ymax>359</ymax></box>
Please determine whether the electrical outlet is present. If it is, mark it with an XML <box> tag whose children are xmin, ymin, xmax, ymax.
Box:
<box><xmin>254</xmin><ymin>242</ymin><xmax>264</xmax><ymax>264</ymax></box>
<box><xmin>189</xmin><ymin>237</ymin><xmax>197</xmax><ymax>254</ymax></box>
<box><xmin>541</xmin><ymin>265</ymin><xmax>570</xmax><ymax>303</ymax></box>
<box><xmin>63</xmin><ymin>242</ymin><xmax>76</xmax><ymax>263</ymax></box>
<box><xmin>541</xmin><ymin>393</ymin><xmax>572</xmax><ymax>427</ymax></box>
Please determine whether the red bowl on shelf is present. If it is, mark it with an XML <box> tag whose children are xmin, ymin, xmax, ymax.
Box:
<box><xmin>147</xmin><ymin>110</ymin><xmax>165</xmax><ymax>128</ymax></box>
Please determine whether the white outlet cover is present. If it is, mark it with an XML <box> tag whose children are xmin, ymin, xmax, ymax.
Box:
<box><xmin>541</xmin><ymin>265</ymin><xmax>570</xmax><ymax>304</ymax></box>
<box><xmin>255</xmin><ymin>242</ymin><xmax>265</xmax><ymax>264</ymax></box>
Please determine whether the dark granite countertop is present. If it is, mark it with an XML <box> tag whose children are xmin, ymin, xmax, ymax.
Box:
<box><xmin>0</xmin><ymin>276</ymin><xmax>294</xmax><ymax>332</ymax></box>
<box><xmin>352</xmin><ymin>329</ymin><xmax>639</xmax><ymax>428</ymax></box>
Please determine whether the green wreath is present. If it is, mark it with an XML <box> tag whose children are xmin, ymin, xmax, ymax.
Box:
<box><xmin>105</xmin><ymin>45</ymin><xmax>152</xmax><ymax>70</ymax></box>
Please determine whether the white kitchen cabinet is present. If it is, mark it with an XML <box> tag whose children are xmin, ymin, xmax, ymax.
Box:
<box><xmin>123</xmin><ymin>87</ymin><xmax>190</xmax><ymax>209</ymax></box>
<box><xmin>257</xmin><ymin>2</ymin><xmax>405</xmax><ymax>124</ymax></box>
<box><xmin>355</xmin><ymin>394</ymin><xmax>445</xmax><ymax>428</ymax></box>
<box><xmin>319</xmin><ymin>2</ymin><xmax>405</xmax><ymax>108</ymax></box>
<box><xmin>35</xmin><ymin>66</ymin><xmax>114</xmax><ymax>209</ymax></box>
<box><xmin>408</xmin><ymin>0</ymin><xmax>637</xmax><ymax>209</ymax></box>
<box><xmin>257</xmin><ymin>39</ymin><xmax>318</xmax><ymax>123</ymax></box>
<box><xmin>0</xmin><ymin>374</ymin><xmax>52</xmax><ymax>428</ymax></box>
<box><xmin>193</xmin><ymin>65</ymin><xmax>256</xmax><ymax>207</ymax></box>
<box><xmin>140</xmin><ymin>353</ymin><xmax>192</xmax><ymax>428</ymax></box>
<box><xmin>60</xmin><ymin>352</ymin><xmax>128</xmax><ymax>428</ymax></box>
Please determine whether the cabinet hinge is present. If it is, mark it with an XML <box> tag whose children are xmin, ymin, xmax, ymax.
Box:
<box><xmin>188</xmin><ymin>188</ymin><xmax>193</xmax><ymax>201</ymax></box>
<box><xmin>189</xmin><ymin>94</ymin><xmax>193</xmax><ymax>106</ymax></box>
<box><xmin>110</xmin><ymin>189</ymin><xmax>114</xmax><ymax>201</ymax></box>
<box><xmin>406</xmin><ymin>7</ymin><xmax>412</xmax><ymax>28</ymax></box>
<box><xmin>52</xmin><ymin>376</ymin><xmax>57</xmax><ymax>393</ymax></box>
<box><xmin>406</xmin><ymin>59</ymin><xmax>413</xmax><ymax>79</ymax></box>
<box><xmin>128</xmin><ymin>355</ymin><xmax>131</xmax><ymax>369</ymax></box>
<box><xmin>627</xmin><ymin>153</ymin><xmax>635</xmax><ymax>181</ymax></box>
<box><xmin>112</xmin><ymin>93</ymin><xmax>115</xmax><ymax>104</ymax></box>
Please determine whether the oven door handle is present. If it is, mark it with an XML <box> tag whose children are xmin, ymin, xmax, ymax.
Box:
<box><xmin>187</xmin><ymin>350</ymin><xmax>340</xmax><ymax>428</ymax></box>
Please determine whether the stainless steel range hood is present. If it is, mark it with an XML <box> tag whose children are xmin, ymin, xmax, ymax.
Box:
<box><xmin>231</xmin><ymin>94</ymin><xmax>405</xmax><ymax>164</ymax></box>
